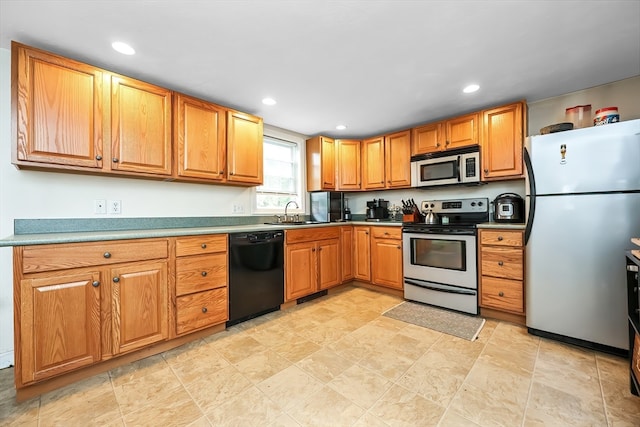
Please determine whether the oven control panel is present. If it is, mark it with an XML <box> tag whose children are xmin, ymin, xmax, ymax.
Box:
<box><xmin>421</xmin><ymin>198</ymin><xmax>488</xmax><ymax>214</ymax></box>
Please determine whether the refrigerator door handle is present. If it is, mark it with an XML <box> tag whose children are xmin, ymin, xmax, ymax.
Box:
<box><xmin>524</xmin><ymin>147</ymin><xmax>536</xmax><ymax>245</ymax></box>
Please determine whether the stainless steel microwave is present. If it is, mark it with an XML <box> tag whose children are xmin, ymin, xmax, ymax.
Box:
<box><xmin>411</xmin><ymin>146</ymin><xmax>481</xmax><ymax>188</ymax></box>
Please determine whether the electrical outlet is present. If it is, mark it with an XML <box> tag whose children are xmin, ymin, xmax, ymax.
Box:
<box><xmin>232</xmin><ymin>204</ymin><xmax>245</xmax><ymax>214</ymax></box>
<box><xmin>108</xmin><ymin>200</ymin><xmax>122</xmax><ymax>215</ymax></box>
<box><xmin>94</xmin><ymin>199</ymin><xmax>107</xmax><ymax>214</ymax></box>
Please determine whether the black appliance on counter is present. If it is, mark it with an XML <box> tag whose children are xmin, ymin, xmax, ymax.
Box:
<box><xmin>493</xmin><ymin>192</ymin><xmax>524</xmax><ymax>223</ymax></box>
<box><xmin>227</xmin><ymin>231</ymin><xmax>284</xmax><ymax>326</ymax></box>
<box><xmin>310</xmin><ymin>191</ymin><xmax>344</xmax><ymax>222</ymax></box>
<box><xmin>366</xmin><ymin>199</ymin><xmax>389</xmax><ymax>221</ymax></box>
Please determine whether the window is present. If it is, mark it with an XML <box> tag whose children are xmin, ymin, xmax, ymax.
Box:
<box><xmin>254</xmin><ymin>135</ymin><xmax>304</xmax><ymax>213</ymax></box>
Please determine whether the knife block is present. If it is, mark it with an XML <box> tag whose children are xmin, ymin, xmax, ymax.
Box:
<box><xmin>403</xmin><ymin>212</ymin><xmax>423</xmax><ymax>223</ymax></box>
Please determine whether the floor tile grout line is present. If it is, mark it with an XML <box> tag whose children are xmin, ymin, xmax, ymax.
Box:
<box><xmin>521</xmin><ymin>336</ymin><xmax>541</xmax><ymax>427</ymax></box>
<box><xmin>594</xmin><ymin>353</ymin><xmax>613</xmax><ymax>427</ymax></box>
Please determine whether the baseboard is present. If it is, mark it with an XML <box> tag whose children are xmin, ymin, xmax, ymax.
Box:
<box><xmin>0</xmin><ymin>350</ymin><xmax>14</xmax><ymax>369</ymax></box>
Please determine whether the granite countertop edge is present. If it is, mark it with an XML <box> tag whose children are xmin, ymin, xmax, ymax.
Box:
<box><xmin>0</xmin><ymin>220</ymin><xmax>404</xmax><ymax>247</ymax></box>
<box><xmin>476</xmin><ymin>222</ymin><xmax>526</xmax><ymax>230</ymax></box>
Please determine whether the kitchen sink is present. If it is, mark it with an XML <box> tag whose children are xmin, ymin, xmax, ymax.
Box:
<box><xmin>263</xmin><ymin>221</ymin><xmax>322</xmax><ymax>226</ymax></box>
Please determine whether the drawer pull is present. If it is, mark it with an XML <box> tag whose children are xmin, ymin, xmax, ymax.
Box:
<box><xmin>112</xmin><ymin>158</ymin><xmax>119</xmax><ymax>163</ymax></box>
<box><xmin>202</xmin><ymin>307</ymin><xmax>208</xmax><ymax>313</ymax></box>
<box><xmin>113</xmin><ymin>277</ymin><xmax>119</xmax><ymax>283</ymax></box>
<box><xmin>497</xmin><ymin>236</ymin><xmax>503</xmax><ymax>241</ymax></box>
<box><xmin>103</xmin><ymin>252</ymin><xmax>111</xmax><ymax>258</ymax></box>
<box><xmin>95</xmin><ymin>155</ymin><xmax>102</xmax><ymax>161</ymax></box>
<box><xmin>499</xmin><ymin>291</ymin><xmax>504</xmax><ymax>297</ymax></box>
<box><xmin>498</xmin><ymin>261</ymin><xmax>504</xmax><ymax>266</ymax></box>
<box><xmin>92</xmin><ymin>281</ymin><xmax>100</xmax><ymax>287</ymax></box>
<box><xmin>397</xmin><ymin>245</ymin><xmax>401</xmax><ymax>249</ymax></box>
<box><xmin>201</xmin><ymin>271</ymin><xmax>207</xmax><ymax>277</ymax></box>
<box><xmin>201</xmin><ymin>243</ymin><xmax>207</xmax><ymax>249</ymax></box>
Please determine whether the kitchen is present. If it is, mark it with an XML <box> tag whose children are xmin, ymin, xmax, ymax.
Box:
<box><xmin>1</xmin><ymin>1</ymin><xmax>640</xmax><ymax>425</ymax></box>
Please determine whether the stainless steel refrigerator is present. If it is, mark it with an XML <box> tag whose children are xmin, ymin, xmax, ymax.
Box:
<box><xmin>524</xmin><ymin>119</ymin><xmax>640</xmax><ymax>353</ymax></box>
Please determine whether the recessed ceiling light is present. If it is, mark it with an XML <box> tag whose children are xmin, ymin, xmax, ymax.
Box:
<box><xmin>262</xmin><ymin>98</ymin><xmax>277</xmax><ymax>106</ymax></box>
<box><xmin>463</xmin><ymin>84</ymin><xmax>480</xmax><ymax>94</ymax></box>
<box><xmin>336</xmin><ymin>125</ymin><xmax>347</xmax><ymax>130</ymax></box>
<box><xmin>112</xmin><ymin>41</ymin><xmax>135</xmax><ymax>55</ymax></box>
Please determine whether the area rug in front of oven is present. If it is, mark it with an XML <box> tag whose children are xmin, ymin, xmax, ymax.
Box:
<box><xmin>383</xmin><ymin>301</ymin><xmax>485</xmax><ymax>341</ymax></box>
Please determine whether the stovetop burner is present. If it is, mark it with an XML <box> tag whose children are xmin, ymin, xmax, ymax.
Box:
<box><xmin>403</xmin><ymin>197</ymin><xmax>489</xmax><ymax>232</ymax></box>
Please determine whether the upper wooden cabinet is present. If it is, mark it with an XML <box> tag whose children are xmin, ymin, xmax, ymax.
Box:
<box><xmin>361</xmin><ymin>136</ymin><xmax>386</xmax><ymax>190</ymax></box>
<box><xmin>110</xmin><ymin>75</ymin><xmax>172</xmax><ymax>175</ymax></box>
<box><xmin>481</xmin><ymin>102</ymin><xmax>525</xmax><ymax>181</ymax></box>
<box><xmin>12</xmin><ymin>42</ymin><xmax>263</xmax><ymax>186</ymax></box>
<box><xmin>411</xmin><ymin>112</ymin><xmax>480</xmax><ymax>155</ymax></box>
<box><xmin>306</xmin><ymin>136</ymin><xmax>336</xmax><ymax>191</ymax></box>
<box><xmin>336</xmin><ymin>139</ymin><xmax>361</xmax><ymax>191</ymax></box>
<box><xmin>384</xmin><ymin>130</ymin><xmax>412</xmax><ymax>188</ymax></box>
<box><xmin>226</xmin><ymin>110</ymin><xmax>264</xmax><ymax>185</ymax></box>
<box><xmin>174</xmin><ymin>93</ymin><xmax>226</xmax><ymax>181</ymax></box>
<box><xmin>13</xmin><ymin>42</ymin><xmax>104</xmax><ymax>169</ymax></box>
<box><xmin>362</xmin><ymin>131</ymin><xmax>411</xmax><ymax>190</ymax></box>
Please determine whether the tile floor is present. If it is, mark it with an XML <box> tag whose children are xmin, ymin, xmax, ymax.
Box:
<box><xmin>1</xmin><ymin>285</ymin><xmax>639</xmax><ymax>426</ymax></box>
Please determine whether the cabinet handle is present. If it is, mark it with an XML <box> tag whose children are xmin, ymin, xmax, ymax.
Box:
<box><xmin>201</xmin><ymin>243</ymin><xmax>207</xmax><ymax>249</ymax></box>
<box><xmin>113</xmin><ymin>277</ymin><xmax>120</xmax><ymax>283</ymax></box>
<box><xmin>498</xmin><ymin>261</ymin><xmax>504</xmax><ymax>266</ymax></box>
<box><xmin>103</xmin><ymin>252</ymin><xmax>111</xmax><ymax>258</ymax></box>
<box><xmin>92</xmin><ymin>281</ymin><xmax>100</xmax><ymax>287</ymax></box>
<box><xmin>95</xmin><ymin>155</ymin><xmax>102</xmax><ymax>161</ymax></box>
<box><xmin>112</xmin><ymin>158</ymin><xmax>119</xmax><ymax>163</ymax></box>
<box><xmin>633</xmin><ymin>287</ymin><xmax>638</xmax><ymax>293</ymax></box>
<box><xmin>220</xmin><ymin>170</ymin><xmax>224</xmax><ymax>174</ymax></box>
<box><xmin>312</xmin><ymin>248</ymin><xmax>316</xmax><ymax>252</ymax></box>
<box><xmin>230</xmin><ymin>172</ymin><xmax>234</xmax><ymax>176</ymax></box>
<box><xmin>397</xmin><ymin>245</ymin><xmax>401</xmax><ymax>249</ymax></box>
<box><xmin>497</xmin><ymin>236</ymin><xmax>503</xmax><ymax>241</ymax></box>
<box><xmin>365</xmin><ymin>231</ymin><xmax>369</xmax><ymax>235</ymax></box>
<box><xmin>202</xmin><ymin>307</ymin><xmax>208</xmax><ymax>313</ymax></box>
<box><xmin>445</xmin><ymin>140</ymin><xmax>450</xmax><ymax>146</ymax></box>
<box><xmin>484</xmin><ymin>169</ymin><xmax>489</xmax><ymax>175</ymax></box>
<box><xmin>201</xmin><ymin>271</ymin><xmax>207</xmax><ymax>277</ymax></box>
<box><xmin>499</xmin><ymin>291</ymin><xmax>504</xmax><ymax>297</ymax></box>
<box><xmin>436</xmin><ymin>142</ymin><xmax>440</xmax><ymax>147</ymax></box>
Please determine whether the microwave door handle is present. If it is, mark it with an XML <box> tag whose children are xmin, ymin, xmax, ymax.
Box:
<box><xmin>456</xmin><ymin>155</ymin><xmax>461</xmax><ymax>182</ymax></box>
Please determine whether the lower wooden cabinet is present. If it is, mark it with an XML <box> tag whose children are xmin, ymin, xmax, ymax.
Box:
<box><xmin>340</xmin><ymin>226</ymin><xmax>354</xmax><ymax>281</ymax></box>
<box><xmin>174</xmin><ymin>234</ymin><xmax>228</xmax><ymax>335</ymax></box>
<box><xmin>478</xmin><ymin>229</ymin><xmax>525</xmax><ymax>316</ymax></box>
<box><xmin>285</xmin><ymin>227</ymin><xmax>341</xmax><ymax>301</ymax></box>
<box><xmin>371</xmin><ymin>227</ymin><xmax>403</xmax><ymax>290</ymax></box>
<box><xmin>354</xmin><ymin>226</ymin><xmax>371</xmax><ymax>281</ymax></box>
<box><xmin>13</xmin><ymin>238</ymin><xmax>170</xmax><ymax>387</ymax></box>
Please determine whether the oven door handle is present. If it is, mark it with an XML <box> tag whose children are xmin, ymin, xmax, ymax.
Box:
<box><xmin>404</xmin><ymin>279</ymin><xmax>476</xmax><ymax>295</ymax></box>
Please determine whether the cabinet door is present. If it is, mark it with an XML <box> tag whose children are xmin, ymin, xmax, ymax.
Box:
<box><xmin>20</xmin><ymin>272</ymin><xmax>101</xmax><ymax>384</ymax></box>
<box><xmin>412</xmin><ymin>122</ymin><xmax>443</xmax><ymax>155</ymax></box>
<box><xmin>285</xmin><ymin>242</ymin><xmax>317</xmax><ymax>301</ymax></box>
<box><xmin>481</xmin><ymin>102</ymin><xmax>524</xmax><ymax>180</ymax></box>
<box><xmin>354</xmin><ymin>227</ymin><xmax>371</xmax><ymax>281</ymax></box>
<box><xmin>385</xmin><ymin>130</ymin><xmax>412</xmax><ymax>188</ymax></box>
<box><xmin>318</xmin><ymin>239</ymin><xmax>341</xmax><ymax>290</ymax></box>
<box><xmin>226</xmin><ymin>110</ymin><xmax>263</xmax><ymax>184</ymax></box>
<box><xmin>306</xmin><ymin>136</ymin><xmax>336</xmax><ymax>191</ymax></box>
<box><xmin>13</xmin><ymin>43</ymin><xmax>104</xmax><ymax>168</ymax></box>
<box><xmin>111</xmin><ymin>75</ymin><xmax>172</xmax><ymax>175</ymax></box>
<box><xmin>341</xmin><ymin>226</ymin><xmax>354</xmax><ymax>281</ymax></box>
<box><xmin>336</xmin><ymin>139</ymin><xmax>361</xmax><ymax>190</ymax></box>
<box><xmin>371</xmin><ymin>238</ymin><xmax>403</xmax><ymax>290</ymax></box>
<box><xmin>111</xmin><ymin>261</ymin><xmax>168</xmax><ymax>355</ymax></box>
<box><xmin>174</xmin><ymin>93</ymin><xmax>226</xmax><ymax>180</ymax></box>
<box><xmin>362</xmin><ymin>136</ymin><xmax>385</xmax><ymax>190</ymax></box>
<box><xmin>446</xmin><ymin>112</ymin><xmax>479</xmax><ymax>150</ymax></box>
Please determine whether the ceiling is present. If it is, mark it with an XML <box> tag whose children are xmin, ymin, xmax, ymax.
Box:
<box><xmin>1</xmin><ymin>1</ymin><xmax>639</xmax><ymax>138</ymax></box>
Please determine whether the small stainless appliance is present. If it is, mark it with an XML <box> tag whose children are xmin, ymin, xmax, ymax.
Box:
<box><xmin>403</xmin><ymin>198</ymin><xmax>489</xmax><ymax>315</ymax></box>
<box><xmin>493</xmin><ymin>193</ymin><xmax>524</xmax><ymax>223</ymax></box>
<box><xmin>366</xmin><ymin>199</ymin><xmax>389</xmax><ymax>221</ymax></box>
<box><xmin>411</xmin><ymin>146</ymin><xmax>481</xmax><ymax>188</ymax></box>
<box><xmin>310</xmin><ymin>192</ymin><xmax>344</xmax><ymax>222</ymax></box>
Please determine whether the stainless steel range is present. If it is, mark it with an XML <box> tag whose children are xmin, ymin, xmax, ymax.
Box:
<box><xmin>402</xmin><ymin>198</ymin><xmax>489</xmax><ymax>315</ymax></box>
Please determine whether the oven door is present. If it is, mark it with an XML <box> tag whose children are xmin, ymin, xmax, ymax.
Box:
<box><xmin>402</xmin><ymin>232</ymin><xmax>477</xmax><ymax>289</ymax></box>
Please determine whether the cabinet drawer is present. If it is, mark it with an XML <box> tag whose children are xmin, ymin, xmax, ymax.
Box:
<box><xmin>480</xmin><ymin>276</ymin><xmax>523</xmax><ymax>313</ymax></box>
<box><xmin>176</xmin><ymin>253</ymin><xmax>227</xmax><ymax>296</ymax></box>
<box><xmin>371</xmin><ymin>227</ymin><xmax>401</xmax><ymax>239</ymax></box>
<box><xmin>22</xmin><ymin>239</ymin><xmax>168</xmax><ymax>273</ymax></box>
<box><xmin>176</xmin><ymin>287</ymin><xmax>228</xmax><ymax>335</ymax></box>
<box><xmin>481</xmin><ymin>247</ymin><xmax>523</xmax><ymax>280</ymax></box>
<box><xmin>480</xmin><ymin>230</ymin><xmax>523</xmax><ymax>247</ymax></box>
<box><xmin>286</xmin><ymin>227</ymin><xmax>340</xmax><ymax>244</ymax></box>
<box><xmin>175</xmin><ymin>234</ymin><xmax>227</xmax><ymax>257</ymax></box>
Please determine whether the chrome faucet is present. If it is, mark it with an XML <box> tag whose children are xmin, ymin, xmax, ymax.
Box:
<box><xmin>284</xmin><ymin>200</ymin><xmax>299</xmax><ymax>222</ymax></box>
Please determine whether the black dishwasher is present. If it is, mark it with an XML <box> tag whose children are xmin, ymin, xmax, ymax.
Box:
<box><xmin>228</xmin><ymin>231</ymin><xmax>284</xmax><ymax>326</ymax></box>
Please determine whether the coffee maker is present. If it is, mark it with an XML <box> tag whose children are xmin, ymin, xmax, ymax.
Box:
<box><xmin>366</xmin><ymin>199</ymin><xmax>389</xmax><ymax>221</ymax></box>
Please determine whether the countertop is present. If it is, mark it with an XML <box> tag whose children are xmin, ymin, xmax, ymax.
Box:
<box><xmin>477</xmin><ymin>222</ymin><xmax>526</xmax><ymax>230</ymax></box>
<box><xmin>0</xmin><ymin>220</ymin><xmax>403</xmax><ymax>247</ymax></box>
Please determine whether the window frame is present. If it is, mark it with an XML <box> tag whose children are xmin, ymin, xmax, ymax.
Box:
<box><xmin>252</xmin><ymin>126</ymin><xmax>307</xmax><ymax>215</ymax></box>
